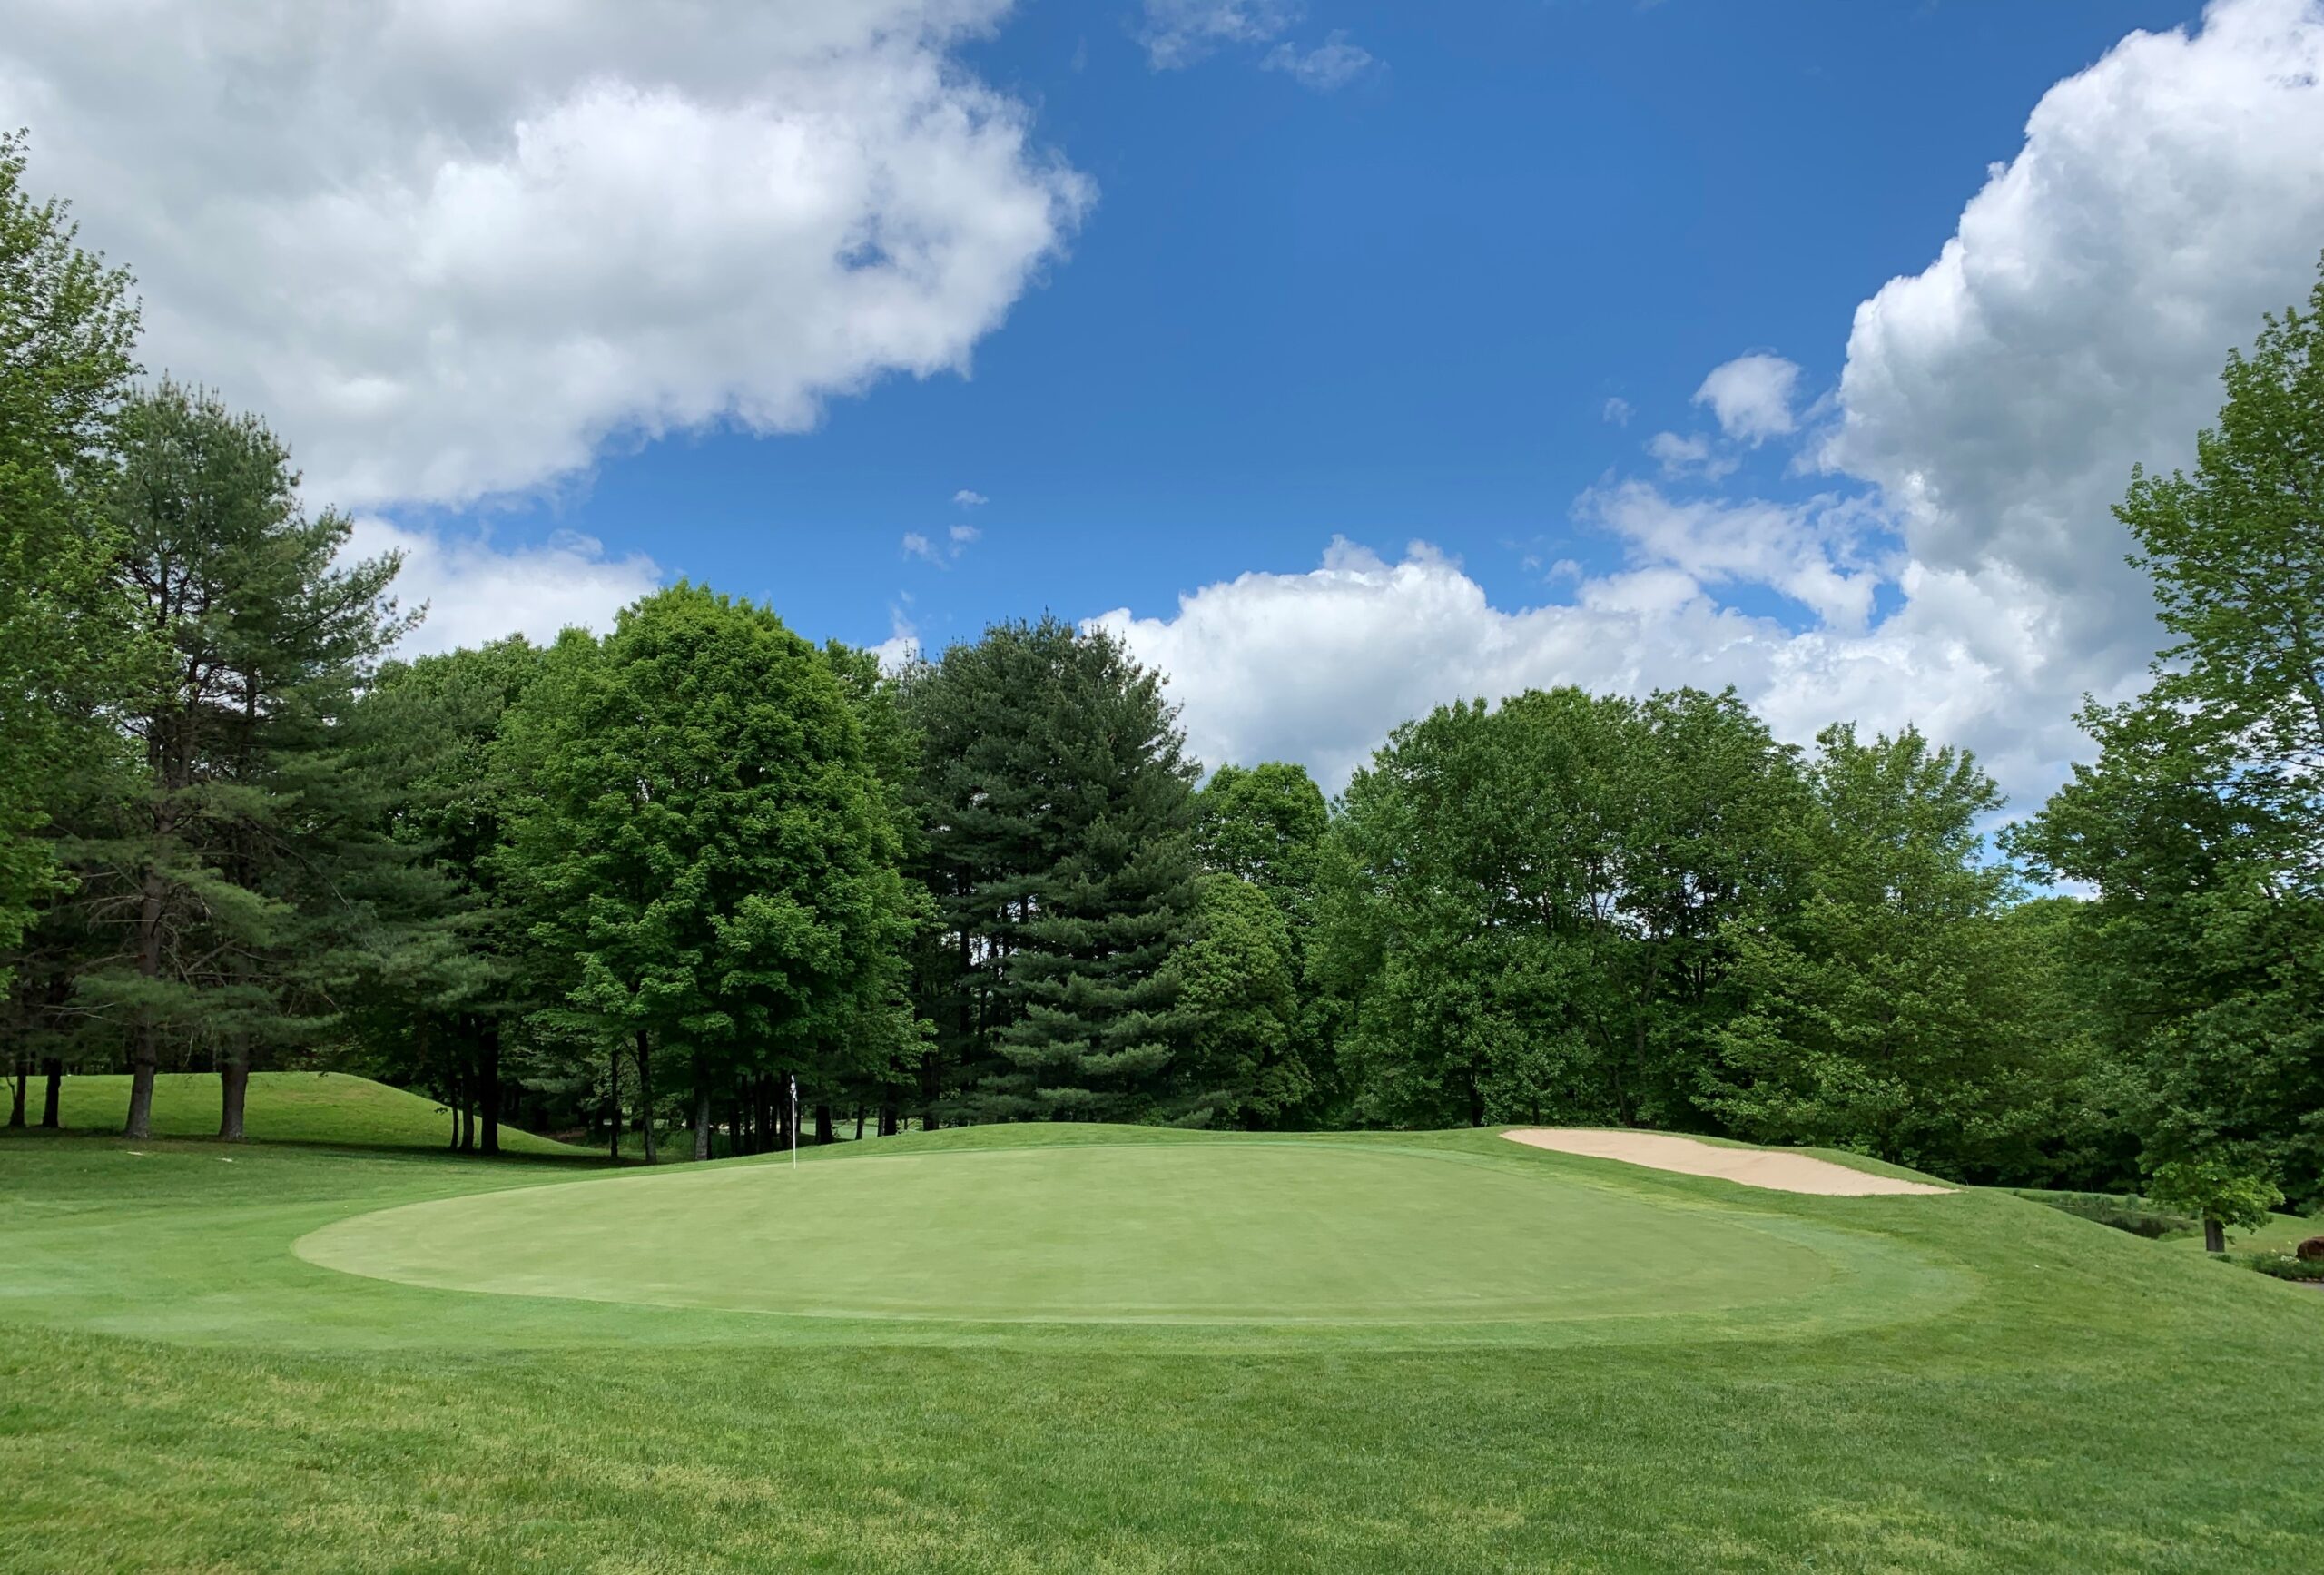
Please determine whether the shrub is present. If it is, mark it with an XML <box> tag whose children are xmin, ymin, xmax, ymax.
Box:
<box><xmin>2234</xmin><ymin>1250</ymin><xmax>2324</xmax><ymax>1283</ymax></box>
<box><xmin>2010</xmin><ymin>1189</ymin><xmax>2201</xmax><ymax>1239</ymax></box>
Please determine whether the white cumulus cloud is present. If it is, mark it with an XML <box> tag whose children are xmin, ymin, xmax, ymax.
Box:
<box><xmin>0</xmin><ymin>1</ymin><xmax>1092</xmax><ymax>510</ymax></box>
<box><xmin>1101</xmin><ymin>0</ymin><xmax>2324</xmax><ymax>809</ymax></box>
<box><xmin>347</xmin><ymin>518</ymin><xmax>663</xmax><ymax>657</ymax></box>
<box><xmin>1694</xmin><ymin>353</ymin><xmax>1803</xmax><ymax>443</ymax></box>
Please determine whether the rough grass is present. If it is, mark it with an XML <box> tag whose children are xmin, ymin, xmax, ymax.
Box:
<box><xmin>46</xmin><ymin>1071</ymin><xmax>596</xmax><ymax>1156</ymax></box>
<box><xmin>5</xmin><ymin>1108</ymin><xmax>2324</xmax><ymax>1570</ymax></box>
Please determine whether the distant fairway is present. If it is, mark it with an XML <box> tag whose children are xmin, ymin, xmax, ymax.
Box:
<box><xmin>49</xmin><ymin>1071</ymin><xmax>594</xmax><ymax>1156</ymax></box>
<box><xmin>298</xmin><ymin>1141</ymin><xmax>1871</xmax><ymax>1325</ymax></box>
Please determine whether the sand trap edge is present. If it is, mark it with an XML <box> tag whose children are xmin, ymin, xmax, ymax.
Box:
<box><xmin>1502</xmin><ymin>1128</ymin><xmax>1952</xmax><ymax>1196</ymax></box>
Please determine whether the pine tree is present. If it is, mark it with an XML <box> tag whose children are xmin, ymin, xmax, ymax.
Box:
<box><xmin>74</xmin><ymin>383</ymin><xmax>408</xmax><ymax>1139</ymax></box>
<box><xmin>904</xmin><ymin>618</ymin><xmax>1200</xmax><ymax>1123</ymax></box>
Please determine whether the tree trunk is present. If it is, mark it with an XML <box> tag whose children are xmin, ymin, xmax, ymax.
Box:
<box><xmin>41</xmin><ymin>1057</ymin><xmax>62</xmax><ymax>1127</ymax></box>
<box><xmin>220</xmin><ymin>940</ymin><xmax>255</xmax><ymax>1141</ymax></box>
<box><xmin>692</xmin><ymin>1066</ymin><xmax>712</xmax><ymax>1161</ymax></box>
<box><xmin>447</xmin><ymin>1063</ymin><xmax>461</xmax><ymax>1150</ymax></box>
<box><xmin>217</xmin><ymin>1048</ymin><xmax>249</xmax><ymax>1142</ymax></box>
<box><xmin>854</xmin><ymin>1103</ymin><xmax>865</xmax><ymax>1141</ymax></box>
<box><xmin>634</xmin><ymin>1030</ymin><xmax>655</xmax><ymax>1163</ymax></box>
<box><xmin>124</xmin><ymin>1019</ymin><xmax>159</xmax><ymax>1140</ymax></box>
<box><xmin>8</xmin><ymin>1053</ymin><xmax>25</xmax><ymax>1127</ymax></box>
<box><xmin>124</xmin><ymin>840</ymin><xmax>173</xmax><ymax>1142</ymax></box>
<box><xmin>880</xmin><ymin>1101</ymin><xmax>899</xmax><ymax>1137</ymax></box>
<box><xmin>607</xmin><ymin>1040</ymin><xmax>621</xmax><ymax>1161</ymax></box>
<box><xmin>479</xmin><ymin>1023</ymin><xmax>501</xmax><ymax>1157</ymax></box>
<box><xmin>815</xmin><ymin>1102</ymin><xmax>833</xmax><ymax>1146</ymax></box>
<box><xmin>2205</xmin><ymin>1217</ymin><xmax>2226</xmax><ymax>1254</ymax></box>
<box><xmin>459</xmin><ymin>1078</ymin><xmax>475</xmax><ymax>1153</ymax></box>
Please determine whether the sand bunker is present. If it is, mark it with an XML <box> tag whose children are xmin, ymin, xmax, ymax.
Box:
<box><xmin>1502</xmin><ymin>1128</ymin><xmax>1951</xmax><ymax>1196</ymax></box>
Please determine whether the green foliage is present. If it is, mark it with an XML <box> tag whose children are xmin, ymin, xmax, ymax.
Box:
<box><xmin>901</xmin><ymin>618</ymin><xmax>1201</xmax><ymax>1122</ymax></box>
<box><xmin>1167</xmin><ymin>873</ymin><xmax>1308</xmax><ymax>1126</ymax></box>
<box><xmin>63</xmin><ymin>382</ymin><xmax>409</xmax><ymax>1135</ymax></box>
<box><xmin>332</xmin><ymin>636</ymin><xmax>549</xmax><ymax>1145</ymax></box>
<box><xmin>1196</xmin><ymin>762</ymin><xmax>1329</xmax><ymax>912</ymax></box>
<box><xmin>2232</xmin><ymin>1249</ymin><xmax>2324</xmax><ymax>1282</ymax></box>
<box><xmin>1318</xmin><ymin>685</ymin><xmax>1804</xmax><ymax>1128</ymax></box>
<box><xmin>498</xmin><ymin>586</ymin><xmax>916</xmax><ymax>1141</ymax></box>
<box><xmin>1704</xmin><ymin>726</ymin><xmax>2093</xmax><ymax>1180</ymax></box>
<box><xmin>0</xmin><ymin>132</ymin><xmax>140</xmax><ymax>957</ymax></box>
<box><xmin>2017</xmin><ymin>255</ymin><xmax>2324</xmax><ymax>1204</ymax></box>
<box><xmin>2146</xmin><ymin>1157</ymin><xmax>2283</xmax><ymax>1238</ymax></box>
<box><xmin>1193</xmin><ymin>760</ymin><xmax>1339</xmax><ymax>1121</ymax></box>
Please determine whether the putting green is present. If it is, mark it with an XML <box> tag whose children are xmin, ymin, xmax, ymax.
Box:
<box><xmin>297</xmin><ymin>1141</ymin><xmax>1867</xmax><ymax>1326</ymax></box>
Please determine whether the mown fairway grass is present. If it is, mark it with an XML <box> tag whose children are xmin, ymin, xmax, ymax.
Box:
<box><xmin>5</xmin><ymin>1084</ymin><xmax>2324</xmax><ymax>1571</ymax></box>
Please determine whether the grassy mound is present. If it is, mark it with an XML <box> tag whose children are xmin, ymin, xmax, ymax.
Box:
<box><xmin>295</xmin><ymin>1137</ymin><xmax>1952</xmax><ymax>1328</ymax></box>
<box><xmin>4</xmin><ymin>1122</ymin><xmax>2321</xmax><ymax>1570</ymax></box>
<box><xmin>47</xmin><ymin>1071</ymin><xmax>594</xmax><ymax>1156</ymax></box>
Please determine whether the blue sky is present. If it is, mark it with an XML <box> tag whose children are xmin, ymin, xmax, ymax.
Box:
<box><xmin>12</xmin><ymin>0</ymin><xmax>2322</xmax><ymax>797</ymax></box>
<box><xmin>379</xmin><ymin>0</ymin><xmax>2200</xmax><ymax>655</ymax></box>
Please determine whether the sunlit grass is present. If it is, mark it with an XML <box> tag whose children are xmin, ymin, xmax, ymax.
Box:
<box><xmin>5</xmin><ymin>1096</ymin><xmax>2323</xmax><ymax>1570</ymax></box>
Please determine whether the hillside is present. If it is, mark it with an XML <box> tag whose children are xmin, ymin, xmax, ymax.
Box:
<box><xmin>46</xmin><ymin>1072</ymin><xmax>596</xmax><ymax>1157</ymax></box>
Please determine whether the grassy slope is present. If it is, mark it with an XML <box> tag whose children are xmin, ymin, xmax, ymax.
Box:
<box><xmin>4</xmin><ymin>1121</ymin><xmax>2322</xmax><ymax>1571</ymax></box>
<box><xmin>49</xmin><ymin>1071</ymin><xmax>595</xmax><ymax>1156</ymax></box>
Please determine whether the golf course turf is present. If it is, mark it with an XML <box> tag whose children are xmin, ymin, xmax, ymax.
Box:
<box><xmin>297</xmin><ymin>1140</ymin><xmax>1936</xmax><ymax>1327</ymax></box>
<box><xmin>6</xmin><ymin>1078</ymin><xmax>2324</xmax><ymax>1570</ymax></box>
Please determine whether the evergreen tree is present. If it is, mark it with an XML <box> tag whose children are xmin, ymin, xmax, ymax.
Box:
<box><xmin>74</xmin><ymin>383</ymin><xmax>408</xmax><ymax>1139</ymax></box>
<box><xmin>903</xmin><ymin>618</ymin><xmax>1201</xmax><ymax>1122</ymax></box>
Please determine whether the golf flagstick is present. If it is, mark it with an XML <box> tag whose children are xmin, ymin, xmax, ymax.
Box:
<box><xmin>789</xmin><ymin>1074</ymin><xmax>798</xmax><ymax>1170</ymax></box>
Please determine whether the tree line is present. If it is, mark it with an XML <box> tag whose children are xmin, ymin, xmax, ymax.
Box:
<box><xmin>5</xmin><ymin>138</ymin><xmax>2319</xmax><ymax>1219</ymax></box>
